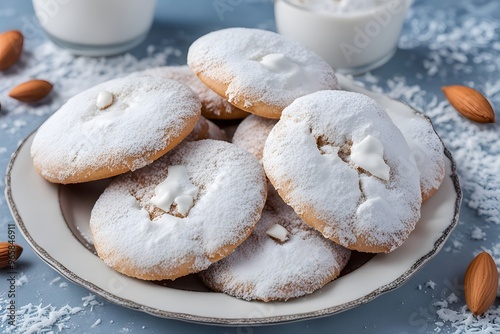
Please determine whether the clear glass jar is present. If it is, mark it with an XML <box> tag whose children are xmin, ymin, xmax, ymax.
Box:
<box><xmin>274</xmin><ymin>0</ymin><xmax>411</xmax><ymax>74</ymax></box>
<box><xmin>32</xmin><ymin>0</ymin><xmax>157</xmax><ymax>56</ymax></box>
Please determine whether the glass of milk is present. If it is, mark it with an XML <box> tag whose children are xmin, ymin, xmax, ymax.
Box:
<box><xmin>32</xmin><ymin>0</ymin><xmax>157</xmax><ymax>56</ymax></box>
<box><xmin>275</xmin><ymin>0</ymin><xmax>411</xmax><ymax>74</ymax></box>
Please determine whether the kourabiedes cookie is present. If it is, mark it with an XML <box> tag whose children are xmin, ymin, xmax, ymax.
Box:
<box><xmin>200</xmin><ymin>185</ymin><xmax>350</xmax><ymax>302</ymax></box>
<box><xmin>31</xmin><ymin>76</ymin><xmax>201</xmax><ymax>184</ymax></box>
<box><xmin>90</xmin><ymin>140</ymin><xmax>267</xmax><ymax>281</ymax></box>
<box><xmin>188</xmin><ymin>28</ymin><xmax>339</xmax><ymax>119</ymax></box>
<box><xmin>263</xmin><ymin>90</ymin><xmax>422</xmax><ymax>253</ymax></box>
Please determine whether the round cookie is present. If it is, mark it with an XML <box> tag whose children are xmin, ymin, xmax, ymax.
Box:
<box><xmin>132</xmin><ymin>66</ymin><xmax>248</xmax><ymax>120</ymax></box>
<box><xmin>200</xmin><ymin>184</ymin><xmax>351</xmax><ymax>302</ymax></box>
<box><xmin>31</xmin><ymin>76</ymin><xmax>201</xmax><ymax>184</ymax></box>
<box><xmin>387</xmin><ymin>109</ymin><xmax>445</xmax><ymax>202</ymax></box>
<box><xmin>263</xmin><ymin>91</ymin><xmax>422</xmax><ymax>253</ymax></box>
<box><xmin>188</xmin><ymin>28</ymin><xmax>339</xmax><ymax>119</ymax></box>
<box><xmin>90</xmin><ymin>140</ymin><xmax>267</xmax><ymax>281</ymax></box>
<box><xmin>206</xmin><ymin>120</ymin><xmax>228</xmax><ymax>141</ymax></box>
<box><xmin>232</xmin><ymin>114</ymin><xmax>277</xmax><ymax>161</ymax></box>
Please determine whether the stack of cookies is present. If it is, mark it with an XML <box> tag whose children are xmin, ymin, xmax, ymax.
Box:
<box><xmin>30</xmin><ymin>28</ymin><xmax>445</xmax><ymax>302</ymax></box>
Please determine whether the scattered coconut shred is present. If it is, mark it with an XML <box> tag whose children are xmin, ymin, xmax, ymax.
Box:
<box><xmin>0</xmin><ymin>293</ymin><xmax>102</xmax><ymax>333</ymax></box>
<box><xmin>1</xmin><ymin>0</ymin><xmax>500</xmax><ymax>332</ymax></box>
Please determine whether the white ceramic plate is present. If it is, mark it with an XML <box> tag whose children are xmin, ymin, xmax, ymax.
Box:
<box><xmin>5</xmin><ymin>77</ymin><xmax>462</xmax><ymax>325</ymax></box>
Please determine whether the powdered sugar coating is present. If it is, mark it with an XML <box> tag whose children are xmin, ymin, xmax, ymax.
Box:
<box><xmin>90</xmin><ymin>140</ymin><xmax>267</xmax><ymax>280</ymax></box>
<box><xmin>200</xmin><ymin>185</ymin><xmax>350</xmax><ymax>301</ymax></box>
<box><xmin>387</xmin><ymin>107</ymin><xmax>445</xmax><ymax>201</ymax></box>
<box><xmin>131</xmin><ymin>65</ymin><xmax>248</xmax><ymax>120</ymax></box>
<box><xmin>232</xmin><ymin>114</ymin><xmax>277</xmax><ymax>161</ymax></box>
<box><xmin>187</xmin><ymin>28</ymin><xmax>339</xmax><ymax>118</ymax></box>
<box><xmin>31</xmin><ymin>76</ymin><xmax>201</xmax><ymax>183</ymax></box>
<box><xmin>263</xmin><ymin>90</ymin><xmax>422</xmax><ymax>253</ymax></box>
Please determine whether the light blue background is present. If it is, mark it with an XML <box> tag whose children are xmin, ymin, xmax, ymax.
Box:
<box><xmin>0</xmin><ymin>0</ymin><xmax>498</xmax><ymax>333</ymax></box>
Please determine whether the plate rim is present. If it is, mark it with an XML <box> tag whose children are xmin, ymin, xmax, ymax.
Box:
<box><xmin>5</xmin><ymin>103</ymin><xmax>462</xmax><ymax>327</ymax></box>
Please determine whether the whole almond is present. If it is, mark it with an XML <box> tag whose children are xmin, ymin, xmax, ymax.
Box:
<box><xmin>0</xmin><ymin>30</ymin><xmax>24</xmax><ymax>71</ymax></box>
<box><xmin>9</xmin><ymin>79</ymin><xmax>53</xmax><ymax>103</ymax></box>
<box><xmin>464</xmin><ymin>252</ymin><xmax>498</xmax><ymax>316</ymax></box>
<box><xmin>0</xmin><ymin>242</ymin><xmax>23</xmax><ymax>269</ymax></box>
<box><xmin>442</xmin><ymin>85</ymin><xmax>495</xmax><ymax>123</ymax></box>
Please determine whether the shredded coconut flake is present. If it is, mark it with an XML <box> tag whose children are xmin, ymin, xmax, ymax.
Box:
<box><xmin>15</xmin><ymin>273</ymin><xmax>28</xmax><ymax>287</ymax></box>
<box><xmin>91</xmin><ymin>319</ymin><xmax>101</xmax><ymax>328</ymax></box>
<box><xmin>49</xmin><ymin>277</ymin><xmax>61</xmax><ymax>285</ymax></box>
<box><xmin>425</xmin><ymin>280</ymin><xmax>437</xmax><ymax>289</ymax></box>
<box><xmin>81</xmin><ymin>294</ymin><xmax>103</xmax><ymax>311</ymax></box>
<box><xmin>436</xmin><ymin>303</ymin><xmax>500</xmax><ymax>333</ymax></box>
<box><xmin>471</xmin><ymin>227</ymin><xmax>487</xmax><ymax>241</ymax></box>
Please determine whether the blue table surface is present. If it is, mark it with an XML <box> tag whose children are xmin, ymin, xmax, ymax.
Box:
<box><xmin>0</xmin><ymin>0</ymin><xmax>499</xmax><ymax>333</ymax></box>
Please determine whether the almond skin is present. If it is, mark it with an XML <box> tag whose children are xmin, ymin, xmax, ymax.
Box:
<box><xmin>9</xmin><ymin>79</ymin><xmax>53</xmax><ymax>103</ymax></box>
<box><xmin>0</xmin><ymin>30</ymin><xmax>24</xmax><ymax>71</ymax></box>
<box><xmin>442</xmin><ymin>85</ymin><xmax>495</xmax><ymax>123</ymax></box>
<box><xmin>464</xmin><ymin>252</ymin><xmax>498</xmax><ymax>316</ymax></box>
<box><xmin>0</xmin><ymin>242</ymin><xmax>23</xmax><ymax>269</ymax></box>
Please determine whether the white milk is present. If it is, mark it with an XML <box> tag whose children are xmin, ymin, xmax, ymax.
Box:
<box><xmin>275</xmin><ymin>0</ymin><xmax>411</xmax><ymax>74</ymax></box>
<box><xmin>32</xmin><ymin>0</ymin><xmax>156</xmax><ymax>56</ymax></box>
